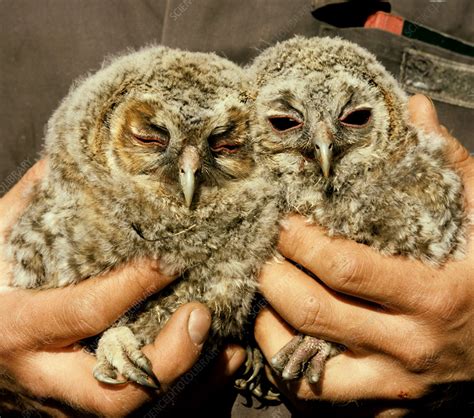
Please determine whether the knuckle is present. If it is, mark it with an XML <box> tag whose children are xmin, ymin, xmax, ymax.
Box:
<box><xmin>325</xmin><ymin>249</ymin><xmax>361</xmax><ymax>291</ymax></box>
<box><xmin>417</xmin><ymin>283</ymin><xmax>465</xmax><ymax>321</ymax></box>
<box><xmin>65</xmin><ymin>292</ymin><xmax>107</xmax><ymax>337</ymax></box>
<box><xmin>400</xmin><ymin>340</ymin><xmax>440</xmax><ymax>373</ymax></box>
<box><xmin>292</xmin><ymin>294</ymin><xmax>324</xmax><ymax>333</ymax></box>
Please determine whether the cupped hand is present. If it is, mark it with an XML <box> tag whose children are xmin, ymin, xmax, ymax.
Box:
<box><xmin>255</xmin><ymin>95</ymin><xmax>474</xmax><ymax>412</ymax></box>
<box><xmin>0</xmin><ymin>161</ymin><xmax>244</xmax><ymax>416</ymax></box>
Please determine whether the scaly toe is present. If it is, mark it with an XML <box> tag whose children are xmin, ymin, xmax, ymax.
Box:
<box><xmin>271</xmin><ymin>334</ymin><xmax>303</xmax><ymax>372</ymax></box>
<box><xmin>93</xmin><ymin>365</ymin><xmax>127</xmax><ymax>385</ymax></box>
<box><xmin>121</xmin><ymin>364</ymin><xmax>160</xmax><ymax>390</ymax></box>
<box><xmin>128</xmin><ymin>349</ymin><xmax>155</xmax><ymax>378</ymax></box>
<box><xmin>281</xmin><ymin>335</ymin><xmax>324</xmax><ymax>380</ymax></box>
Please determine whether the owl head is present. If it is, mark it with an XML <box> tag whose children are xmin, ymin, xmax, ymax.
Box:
<box><xmin>249</xmin><ymin>36</ymin><xmax>410</xmax><ymax>185</ymax></box>
<box><xmin>47</xmin><ymin>46</ymin><xmax>253</xmax><ymax>211</ymax></box>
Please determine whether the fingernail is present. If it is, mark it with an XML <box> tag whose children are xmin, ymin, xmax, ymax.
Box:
<box><xmin>188</xmin><ymin>308</ymin><xmax>211</xmax><ymax>346</ymax></box>
<box><xmin>425</xmin><ymin>95</ymin><xmax>435</xmax><ymax>109</ymax></box>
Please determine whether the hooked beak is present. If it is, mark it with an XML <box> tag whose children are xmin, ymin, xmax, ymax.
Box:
<box><xmin>314</xmin><ymin>140</ymin><xmax>333</xmax><ymax>178</ymax></box>
<box><xmin>312</xmin><ymin>122</ymin><xmax>334</xmax><ymax>178</ymax></box>
<box><xmin>178</xmin><ymin>146</ymin><xmax>201</xmax><ymax>208</ymax></box>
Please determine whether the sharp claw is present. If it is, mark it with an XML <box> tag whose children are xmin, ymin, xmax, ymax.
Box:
<box><xmin>264</xmin><ymin>391</ymin><xmax>281</xmax><ymax>401</ymax></box>
<box><xmin>243</xmin><ymin>346</ymin><xmax>254</xmax><ymax>376</ymax></box>
<box><xmin>245</xmin><ymin>349</ymin><xmax>263</xmax><ymax>384</ymax></box>
<box><xmin>235</xmin><ymin>345</ymin><xmax>281</xmax><ymax>402</ymax></box>
<box><xmin>252</xmin><ymin>383</ymin><xmax>263</xmax><ymax>398</ymax></box>
<box><xmin>271</xmin><ymin>334</ymin><xmax>303</xmax><ymax>371</ymax></box>
<box><xmin>136</xmin><ymin>376</ymin><xmax>160</xmax><ymax>390</ymax></box>
<box><xmin>126</xmin><ymin>369</ymin><xmax>160</xmax><ymax>390</ymax></box>
<box><xmin>93</xmin><ymin>370</ymin><xmax>127</xmax><ymax>385</ymax></box>
<box><xmin>130</xmin><ymin>352</ymin><xmax>155</xmax><ymax>378</ymax></box>
<box><xmin>308</xmin><ymin>374</ymin><xmax>321</xmax><ymax>384</ymax></box>
<box><xmin>281</xmin><ymin>369</ymin><xmax>299</xmax><ymax>381</ymax></box>
<box><xmin>234</xmin><ymin>379</ymin><xmax>246</xmax><ymax>390</ymax></box>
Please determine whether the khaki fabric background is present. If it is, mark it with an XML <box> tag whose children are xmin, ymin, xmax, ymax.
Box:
<box><xmin>1</xmin><ymin>0</ymin><xmax>473</xmax><ymax>191</ymax></box>
<box><xmin>0</xmin><ymin>1</ymin><xmax>472</xmax><ymax>416</ymax></box>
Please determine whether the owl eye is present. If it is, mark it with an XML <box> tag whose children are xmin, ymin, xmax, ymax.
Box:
<box><xmin>268</xmin><ymin>116</ymin><xmax>303</xmax><ymax>133</ymax></box>
<box><xmin>208</xmin><ymin>126</ymin><xmax>242</xmax><ymax>154</ymax></box>
<box><xmin>339</xmin><ymin>108</ymin><xmax>372</xmax><ymax>127</ymax></box>
<box><xmin>132</xmin><ymin>125</ymin><xmax>170</xmax><ymax>148</ymax></box>
<box><xmin>209</xmin><ymin>137</ymin><xmax>241</xmax><ymax>154</ymax></box>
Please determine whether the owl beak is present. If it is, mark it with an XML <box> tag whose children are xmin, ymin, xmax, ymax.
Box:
<box><xmin>314</xmin><ymin>140</ymin><xmax>333</xmax><ymax>178</ymax></box>
<box><xmin>179</xmin><ymin>146</ymin><xmax>201</xmax><ymax>208</ymax></box>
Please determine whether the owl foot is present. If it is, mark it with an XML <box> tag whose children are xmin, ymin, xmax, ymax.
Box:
<box><xmin>93</xmin><ymin>326</ymin><xmax>160</xmax><ymax>390</ymax></box>
<box><xmin>234</xmin><ymin>346</ymin><xmax>281</xmax><ymax>402</ymax></box>
<box><xmin>271</xmin><ymin>334</ymin><xmax>332</xmax><ymax>384</ymax></box>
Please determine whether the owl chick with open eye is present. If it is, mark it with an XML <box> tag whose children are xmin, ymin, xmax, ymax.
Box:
<box><xmin>6</xmin><ymin>46</ymin><xmax>281</xmax><ymax>393</ymax></box>
<box><xmin>249</xmin><ymin>36</ymin><xmax>466</xmax><ymax>384</ymax></box>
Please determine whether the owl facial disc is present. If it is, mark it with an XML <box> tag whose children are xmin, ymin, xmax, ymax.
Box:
<box><xmin>179</xmin><ymin>145</ymin><xmax>201</xmax><ymax>208</ymax></box>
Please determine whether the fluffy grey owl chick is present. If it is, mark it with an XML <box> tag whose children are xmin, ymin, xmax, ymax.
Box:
<box><xmin>6</xmin><ymin>46</ymin><xmax>281</xmax><ymax>390</ymax></box>
<box><xmin>249</xmin><ymin>36</ymin><xmax>466</xmax><ymax>383</ymax></box>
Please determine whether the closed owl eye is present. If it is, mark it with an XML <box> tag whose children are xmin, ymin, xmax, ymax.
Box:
<box><xmin>268</xmin><ymin>116</ymin><xmax>303</xmax><ymax>132</ymax></box>
<box><xmin>208</xmin><ymin>126</ymin><xmax>242</xmax><ymax>154</ymax></box>
<box><xmin>339</xmin><ymin>108</ymin><xmax>372</xmax><ymax>127</ymax></box>
<box><xmin>209</xmin><ymin>137</ymin><xmax>242</xmax><ymax>154</ymax></box>
<box><xmin>132</xmin><ymin>125</ymin><xmax>170</xmax><ymax>148</ymax></box>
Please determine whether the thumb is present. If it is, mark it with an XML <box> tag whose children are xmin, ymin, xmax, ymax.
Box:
<box><xmin>407</xmin><ymin>94</ymin><xmax>442</xmax><ymax>135</ymax></box>
<box><xmin>408</xmin><ymin>94</ymin><xmax>471</xmax><ymax>168</ymax></box>
<box><xmin>8</xmin><ymin>258</ymin><xmax>179</xmax><ymax>350</ymax></box>
<box><xmin>0</xmin><ymin>160</ymin><xmax>47</xmax><ymax>234</ymax></box>
<box><xmin>142</xmin><ymin>302</ymin><xmax>212</xmax><ymax>392</ymax></box>
<box><xmin>408</xmin><ymin>94</ymin><xmax>474</xmax><ymax>212</ymax></box>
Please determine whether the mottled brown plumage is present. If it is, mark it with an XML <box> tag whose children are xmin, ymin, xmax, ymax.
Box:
<box><xmin>6</xmin><ymin>46</ymin><xmax>281</xmax><ymax>390</ymax></box>
<box><xmin>249</xmin><ymin>36</ymin><xmax>466</xmax><ymax>383</ymax></box>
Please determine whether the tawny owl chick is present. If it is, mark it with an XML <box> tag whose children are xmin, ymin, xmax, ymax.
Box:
<box><xmin>6</xmin><ymin>46</ymin><xmax>281</xmax><ymax>390</ymax></box>
<box><xmin>249</xmin><ymin>36</ymin><xmax>466</xmax><ymax>383</ymax></box>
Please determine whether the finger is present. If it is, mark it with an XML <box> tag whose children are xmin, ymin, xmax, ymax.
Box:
<box><xmin>254</xmin><ymin>307</ymin><xmax>426</xmax><ymax>402</ymax></box>
<box><xmin>408</xmin><ymin>95</ymin><xmax>474</xmax><ymax>205</ymax></box>
<box><xmin>407</xmin><ymin>94</ymin><xmax>442</xmax><ymax>135</ymax></box>
<box><xmin>0</xmin><ymin>160</ymin><xmax>47</xmax><ymax>235</ymax></box>
<box><xmin>12</xmin><ymin>303</ymin><xmax>211</xmax><ymax>416</ymax></box>
<box><xmin>142</xmin><ymin>302</ymin><xmax>212</xmax><ymax>390</ymax></box>
<box><xmin>12</xmin><ymin>347</ymin><xmax>153</xmax><ymax>416</ymax></box>
<box><xmin>258</xmin><ymin>266</ymin><xmax>402</xmax><ymax>349</ymax></box>
<box><xmin>5</xmin><ymin>258</ymin><xmax>178</xmax><ymax>349</ymax></box>
<box><xmin>277</xmin><ymin>215</ymin><xmax>436</xmax><ymax>310</ymax></box>
<box><xmin>280</xmin><ymin>352</ymin><xmax>425</xmax><ymax>402</ymax></box>
<box><xmin>204</xmin><ymin>343</ymin><xmax>246</xmax><ymax>386</ymax></box>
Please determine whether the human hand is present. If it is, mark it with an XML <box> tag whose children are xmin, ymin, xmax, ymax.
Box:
<box><xmin>0</xmin><ymin>161</ymin><xmax>245</xmax><ymax>416</ymax></box>
<box><xmin>255</xmin><ymin>95</ymin><xmax>474</xmax><ymax>414</ymax></box>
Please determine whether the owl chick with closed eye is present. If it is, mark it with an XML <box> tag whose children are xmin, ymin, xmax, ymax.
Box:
<box><xmin>249</xmin><ymin>36</ymin><xmax>466</xmax><ymax>384</ymax></box>
<box><xmin>6</xmin><ymin>46</ymin><xmax>281</xmax><ymax>392</ymax></box>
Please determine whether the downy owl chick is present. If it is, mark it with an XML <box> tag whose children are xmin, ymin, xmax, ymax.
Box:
<box><xmin>6</xmin><ymin>46</ymin><xmax>281</xmax><ymax>390</ymax></box>
<box><xmin>249</xmin><ymin>36</ymin><xmax>466</xmax><ymax>384</ymax></box>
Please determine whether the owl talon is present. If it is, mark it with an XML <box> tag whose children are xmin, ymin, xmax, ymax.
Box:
<box><xmin>234</xmin><ymin>346</ymin><xmax>281</xmax><ymax>402</ymax></box>
<box><xmin>272</xmin><ymin>334</ymin><xmax>332</xmax><ymax>383</ymax></box>
<box><xmin>271</xmin><ymin>334</ymin><xmax>304</xmax><ymax>373</ymax></box>
<box><xmin>93</xmin><ymin>367</ymin><xmax>127</xmax><ymax>385</ymax></box>
<box><xmin>246</xmin><ymin>346</ymin><xmax>263</xmax><ymax>384</ymax></box>
<box><xmin>94</xmin><ymin>326</ymin><xmax>160</xmax><ymax>391</ymax></box>
<box><xmin>127</xmin><ymin>373</ymin><xmax>160</xmax><ymax>390</ymax></box>
<box><xmin>266</xmin><ymin>389</ymin><xmax>281</xmax><ymax>401</ymax></box>
<box><xmin>305</xmin><ymin>340</ymin><xmax>332</xmax><ymax>384</ymax></box>
<box><xmin>127</xmin><ymin>349</ymin><xmax>155</xmax><ymax>378</ymax></box>
<box><xmin>242</xmin><ymin>345</ymin><xmax>255</xmax><ymax>376</ymax></box>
